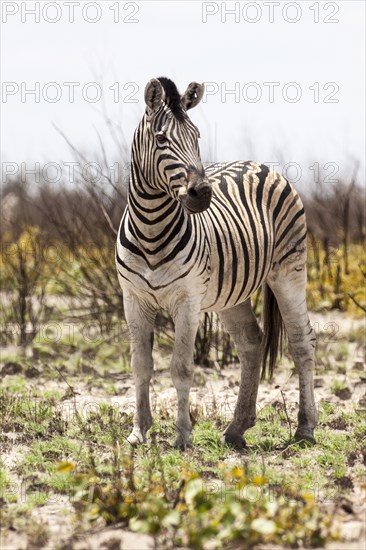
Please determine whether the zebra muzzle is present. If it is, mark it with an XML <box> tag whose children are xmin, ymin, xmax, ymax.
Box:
<box><xmin>179</xmin><ymin>181</ymin><xmax>212</xmax><ymax>213</ymax></box>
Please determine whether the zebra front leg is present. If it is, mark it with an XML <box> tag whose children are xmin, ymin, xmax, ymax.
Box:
<box><xmin>171</xmin><ymin>302</ymin><xmax>201</xmax><ymax>450</ymax></box>
<box><xmin>124</xmin><ymin>291</ymin><xmax>156</xmax><ymax>445</ymax></box>
<box><xmin>219</xmin><ymin>301</ymin><xmax>263</xmax><ymax>450</ymax></box>
<box><xmin>268</xmin><ymin>266</ymin><xmax>318</xmax><ymax>444</ymax></box>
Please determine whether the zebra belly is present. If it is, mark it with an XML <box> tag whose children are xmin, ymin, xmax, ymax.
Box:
<box><xmin>199</xmin><ymin>241</ymin><xmax>273</xmax><ymax>313</ymax></box>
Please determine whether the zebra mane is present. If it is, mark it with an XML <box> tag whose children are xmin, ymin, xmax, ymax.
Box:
<box><xmin>157</xmin><ymin>77</ymin><xmax>186</xmax><ymax>122</ymax></box>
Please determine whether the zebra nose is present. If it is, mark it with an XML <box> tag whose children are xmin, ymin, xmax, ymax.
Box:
<box><xmin>187</xmin><ymin>186</ymin><xmax>198</xmax><ymax>198</ymax></box>
<box><xmin>187</xmin><ymin>182</ymin><xmax>211</xmax><ymax>200</ymax></box>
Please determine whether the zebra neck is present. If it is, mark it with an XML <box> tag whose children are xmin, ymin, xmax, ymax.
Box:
<box><xmin>127</xmin><ymin>165</ymin><xmax>192</xmax><ymax>247</ymax></box>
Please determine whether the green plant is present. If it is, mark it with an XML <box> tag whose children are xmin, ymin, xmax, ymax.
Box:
<box><xmin>58</xmin><ymin>455</ymin><xmax>338</xmax><ymax>549</ymax></box>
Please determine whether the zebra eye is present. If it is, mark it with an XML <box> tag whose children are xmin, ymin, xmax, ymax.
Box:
<box><xmin>156</xmin><ymin>133</ymin><xmax>168</xmax><ymax>144</ymax></box>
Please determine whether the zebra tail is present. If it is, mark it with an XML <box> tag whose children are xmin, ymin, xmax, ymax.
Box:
<box><xmin>260</xmin><ymin>284</ymin><xmax>285</xmax><ymax>380</ymax></box>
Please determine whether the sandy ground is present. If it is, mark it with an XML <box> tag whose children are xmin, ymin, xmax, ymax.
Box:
<box><xmin>1</xmin><ymin>311</ymin><xmax>365</xmax><ymax>550</ymax></box>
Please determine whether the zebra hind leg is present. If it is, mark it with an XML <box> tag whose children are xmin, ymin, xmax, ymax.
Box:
<box><xmin>219</xmin><ymin>300</ymin><xmax>263</xmax><ymax>450</ymax></box>
<box><xmin>268</xmin><ymin>265</ymin><xmax>318</xmax><ymax>444</ymax></box>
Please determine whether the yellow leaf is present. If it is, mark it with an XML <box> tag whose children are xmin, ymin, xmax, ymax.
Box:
<box><xmin>56</xmin><ymin>461</ymin><xmax>75</xmax><ymax>473</ymax></box>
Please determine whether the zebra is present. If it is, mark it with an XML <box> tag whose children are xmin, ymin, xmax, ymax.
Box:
<box><xmin>116</xmin><ymin>76</ymin><xmax>318</xmax><ymax>450</ymax></box>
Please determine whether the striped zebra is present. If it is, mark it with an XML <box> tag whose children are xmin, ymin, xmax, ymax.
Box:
<box><xmin>116</xmin><ymin>77</ymin><xmax>318</xmax><ymax>450</ymax></box>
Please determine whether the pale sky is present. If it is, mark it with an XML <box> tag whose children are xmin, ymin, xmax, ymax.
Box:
<box><xmin>1</xmin><ymin>1</ymin><xmax>365</xmax><ymax>190</ymax></box>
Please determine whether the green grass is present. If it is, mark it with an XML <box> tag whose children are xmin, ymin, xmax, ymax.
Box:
<box><xmin>4</xmin><ymin>380</ymin><xmax>362</xmax><ymax>516</ymax></box>
<box><xmin>0</xmin><ymin>465</ymin><xmax>11</xmax><ymax>497</ymax></box>
<box><xmin>333</xmin><ymin>343</ymin><xmax>349</xmax><ymax>362</ymax></box>
<box><xmin>192</xmin><ymin>420</ymin><xmax>229</xmax><ymax>463</ymax></box>
<box><xmin>1</xmin><ymin>326</ymin><xmax>365</xmax><ymax>549</ymax></box>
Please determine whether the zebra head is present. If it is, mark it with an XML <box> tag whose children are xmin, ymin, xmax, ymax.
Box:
<box><xmin>136</xmin><ymin>77</ymin><xmax>212</xmax><ymax>214</ymax></box>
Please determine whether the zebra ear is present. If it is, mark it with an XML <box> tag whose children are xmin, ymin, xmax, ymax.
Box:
<box><xmin>144</xmin><ymin>79</ymin><xmax>165</xmax><ymax>113</ymax></box>
<box><xmin>181</xmin><ymin>82</ymin><xmax>205</xmax><ymax>110</ymax></box>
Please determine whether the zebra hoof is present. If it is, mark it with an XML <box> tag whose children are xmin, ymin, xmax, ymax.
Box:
<box><xmin>294</xmin><ymin>429</ymin><xmax>316</xmax><ymax>446</ymax></box>
<box><xmin>221</xmin><ymin>433</ymin><xmax>246</xmax><ymax>450</ymax></box>
<box><xmin>127</xmin><ymin>431</ymin><xmax>145</xmax><ymax>446</ymax></box>
<box><xmin>173</xmin><ymin>436</ymin><xmax>192</xmax><ymax>451</ymax></box>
